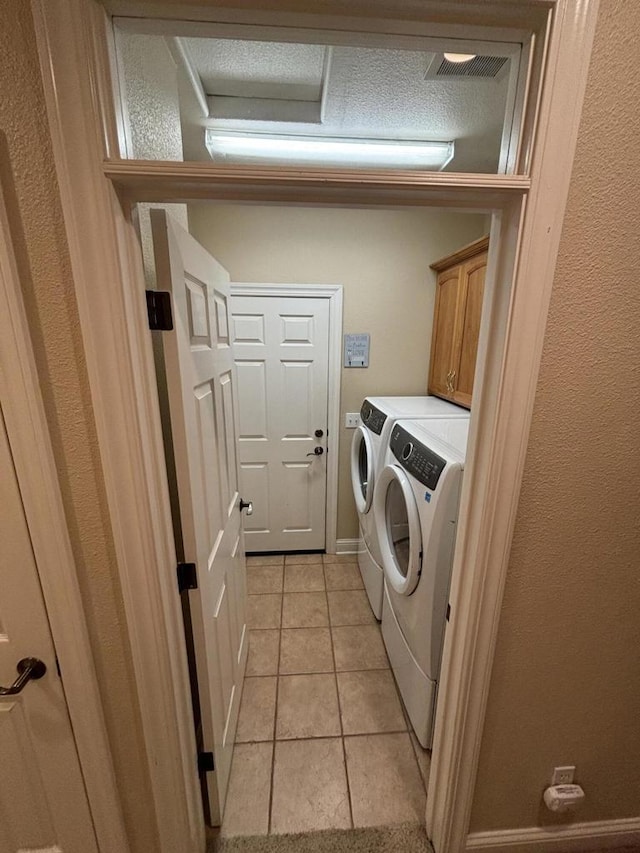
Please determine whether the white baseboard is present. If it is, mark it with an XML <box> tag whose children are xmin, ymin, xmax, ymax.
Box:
<box><xmin>335</xmin><ymin>538</ymin><xmax>360</xmax><ymax>554</ymax></box>
<box><xmin>466</xmin><ymin>817</ymin><xmax>640</xmax><ymax>853</ymax></box>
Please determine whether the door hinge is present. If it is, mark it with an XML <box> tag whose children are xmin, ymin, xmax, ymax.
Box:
<box><xmin>198</xmin><ymin>751</ymin><xmax>215</xmax><ymax>773</ymax></box>
<box><xmin>446</xmin><ymin>603</ymin><xmax>451</xmax><ymax>622</ymax></box>
<box><xmin>146</xmin><ymin>290</ymin><xmax>173</xmax><ymax>331</ymax></box>
<box><xmin>177</xmin><ymin>562</ymin><xmax>198</xmax><ymax>593</ymax></box>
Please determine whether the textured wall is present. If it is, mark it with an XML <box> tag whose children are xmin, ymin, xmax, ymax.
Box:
<box><xmin>0</xmin><ymin>4</ymin><xmax>158</xmax><ymax>851</ymax></box>
<box><xmin>470</xmin><ymin>1</ymin><xmax>640</xmax><ymax>832</ymax></box>
<box><xmin>188</xmin><ymin>203</ymin><xmax>485</xmax><ymax>540</ymax></box>
<box><xmin>115</xmin><ymin>30</ymin><xmax>188</xmax><ymax>280</ymax></box>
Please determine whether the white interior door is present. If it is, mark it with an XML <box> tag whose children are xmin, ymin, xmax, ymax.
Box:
<box><xmin>0</xmin><ymin>406</ymin><xmax>98</xmax><ymax>853</ymax></box>
<box><xmin>230</xmin><ymin>293</ymin><xmax>330</xmax><ymax>552</ymax></box>
<box><xmin>151</xmin><ymin>210</ymin><xmax>248</xmax><ymax>825</ymax></box>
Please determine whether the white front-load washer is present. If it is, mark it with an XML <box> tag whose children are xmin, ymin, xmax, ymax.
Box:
<box><xmin>374</xmin><ymin>417</ymin><xmax>470</xmax><ymax>747</ymax></box>
<box><xmin>350</xmin><ymin>396</ymin><xmax>468</xmax><ymax>619</ymax></box>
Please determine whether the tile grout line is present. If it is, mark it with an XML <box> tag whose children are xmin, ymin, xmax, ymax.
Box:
<box><xmin>267</xmin><ymin>557</ymin><xmax>284</xmax><ymax>834</ymax></box>
<box><xmin>241</xmin><ymin>727</ymin><xmax>411</xmax><ymax>746</ymax></box>
<box><xmin>326</xmin><ymin>580</ymin><xmax>355</xmax><ymax>831</ymax></box>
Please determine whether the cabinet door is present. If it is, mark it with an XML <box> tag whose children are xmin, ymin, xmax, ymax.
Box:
<box><xmin>428</xmin><ymin>266</ymin><xmax>462</xmax><ymax>399</ymax></box>
<box><xmin>452</xmin><ymin>252</ymin><xmax>487</xmax><ymax>408</ymax></box>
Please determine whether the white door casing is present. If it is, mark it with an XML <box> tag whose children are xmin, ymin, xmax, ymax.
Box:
<box><xmin>151</xmin><ymin>209</ymin><xmax>248</xmax><ymax>825</ymax></box>
<box><xmin>0</xmin><ymin>406</ymin><xmax>99</xmax><ymax>853</ymax></box>
<box><xmin>32</xmin><ymin>2</ymin><xmax>601</xmax><ymax>852</ymax></box>
<box><xmin>230</xmin><ymin>293</ymin><xmax>330</xmax><ymax>552</ymax></box>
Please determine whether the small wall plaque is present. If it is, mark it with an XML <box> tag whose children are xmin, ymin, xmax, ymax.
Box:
<box><xmin>344</xmin><ymin>333</ymin><xmax>370</xmax><ymax>368</ymax></box>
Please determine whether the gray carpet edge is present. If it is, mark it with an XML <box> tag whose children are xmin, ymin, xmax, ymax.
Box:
<box><xmin>209</xmin><ymin>823</ymin><xmax>433</xmax><ymax>852</ymax></box>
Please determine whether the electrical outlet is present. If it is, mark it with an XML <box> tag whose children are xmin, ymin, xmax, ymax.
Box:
<box><xmin>552</xmin><ymin>766</ymin><xmax>575</xmax><ymax>785</ymax></box>
<box><xmin>345</xmin><ymin>413</ymin><xmax>361</xmax><ymax>428</ymax></box>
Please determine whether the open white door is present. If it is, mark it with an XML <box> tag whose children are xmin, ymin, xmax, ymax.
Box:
<box><xmin>230</xmin><ymin>293</ymin><xmax>330</xmax><ymax>552</ymax></box>
<box><xmin>151</xmin><ymin>210</ymin><xmax>248</xmax><ymax>825</ymax></box>
<box><xmin>0</xmin><ymin>406</ymin><xmax>99</xmax><ymax>853</ymax></box>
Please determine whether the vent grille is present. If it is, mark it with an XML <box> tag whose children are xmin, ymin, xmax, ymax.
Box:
<box><xmin>426</xmin><ymin>55</ymin><xmax>508</xmax><ymax>80</ymax></box>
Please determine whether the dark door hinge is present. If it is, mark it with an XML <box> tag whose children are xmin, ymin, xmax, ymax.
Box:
<box><xmin>146</xmin><ymin>290</ymin><xmax>173</xmax><ymax>331</ymax></box>
<box><xmin>446</xmin><ymin>603</ymin><xmax>451</xmax><ymax>622</ymax></box>
<box><xmin>177</xmin><ymin>562</ymin><xmax>198</xmax><ymax>593</ymax></box>
<box><xmin>198</xmin><ymin>751</ymin><xmax>215</xmax><ymax>773</ymax></box>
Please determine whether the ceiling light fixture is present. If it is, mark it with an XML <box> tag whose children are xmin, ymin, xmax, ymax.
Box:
<box><xmin>205</xmin><ymin>131</ymin><xmax>455</xmax><ymax>171</ymax></box>
<box><xmin>443</xmin><ymin>52</ymin><xmax>477</xmax><ymax>64</ymax></box>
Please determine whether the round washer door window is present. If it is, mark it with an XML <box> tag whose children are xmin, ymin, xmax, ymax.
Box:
<box><xmin>374</xmin><ymin>464</ymin><xmax>422</xmax><ymax>595</ymax></box>
<box><xmin>350</xmin><ymin>425</ymin><xmax>374</xmax><ymax>514</ymax></box>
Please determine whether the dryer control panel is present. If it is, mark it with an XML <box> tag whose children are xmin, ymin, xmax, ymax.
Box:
<box><xmin>360</xmin><ymin>400</ymin><xmax>387</xmax><ymax>436</ymax></box>
<box><xmin>390</xmin><ymin>424</ymin><xmax>447</xmax><ymax>490</ymax></box>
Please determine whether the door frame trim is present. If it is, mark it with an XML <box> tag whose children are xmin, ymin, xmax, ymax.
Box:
<box><xmin>31</xmin><ymin>2</ymin><xmax>599</xmax><ymax>852</ymax></box>
<box><xmin>230</xmin><ymin>283</ymin><xmax>343</xmax><ymax>554</ymax></box>
<box><xmin>32</xmin><ymin>3</ymin><xmax>205</xmax><ymax>851</ymax></box>
<box><xmin>0</xmin><ymin>185</ymin><xmax>129</xmax><ymax>851</ymax></box>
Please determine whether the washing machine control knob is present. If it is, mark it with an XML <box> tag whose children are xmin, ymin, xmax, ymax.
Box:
<box><xmin>401</xmin><ymin>441</ymin><xmax>414</xmax><ymax>461</ymax></box>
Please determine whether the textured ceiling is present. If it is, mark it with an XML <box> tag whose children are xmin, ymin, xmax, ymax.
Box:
<box><xmin>178</xmin><ymin>37</ymin><xmax>511</xmax><ymax>172</ymax></box>
<box><xmin>112</xmin><ymin>31</ymin><xmax>516</xmax><ymax>172</ymax></box>
<box><xmin>184</xmin><ymin>39</ymin><xmax>326</xmax><ymax>100</ymax></box>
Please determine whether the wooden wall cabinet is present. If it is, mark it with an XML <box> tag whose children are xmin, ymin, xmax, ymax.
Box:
<box><xmin>428</xmin><ymin>235</ymin><xmax>489</xmax><ymax>410</ymax></box>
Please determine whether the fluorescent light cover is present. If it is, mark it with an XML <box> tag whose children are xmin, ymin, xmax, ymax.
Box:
<box><xmin>205</xmin><ymin>131</ymin><xmax>454</xmax><ymax>171</ymax></box>
<box><xmin>443</xmin><ymin>52</ymin><xmax>477</xmax><ymax>63</ymax></box>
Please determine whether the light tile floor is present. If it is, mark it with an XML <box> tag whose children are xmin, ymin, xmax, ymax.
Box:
<box><xmin>222</xmin><ymin>552</ymin><xmax>431</xmax><ymax>838</ymax></box>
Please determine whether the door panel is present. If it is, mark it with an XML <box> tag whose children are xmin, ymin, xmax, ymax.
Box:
<box><xmin>231</xmin><ymin>294</ymin><xmax>330</xmax><ymax>551</ymax></box>
<box><xmin>0</xmin><ymin>408</ymin><xmax>98</xmax><ymax>852</ymax></box>
<box><xmin>151</xmin><ymin>210</ymin><xmax>248</xmax><ymax>825</ymax></box>
<box><xmin>236</xmin><ymin>361</ymin><xmax>268</xmax><ymax>438</ymax></box>
<box><xmin>428</xmin><ymin>267</ymin><xmax>462</xmax><ymax>399</ymax></box>
<box><xmin>453</xmin><ymin>253</ymin><xmax>487</xmax><ymax>407</ymax></box>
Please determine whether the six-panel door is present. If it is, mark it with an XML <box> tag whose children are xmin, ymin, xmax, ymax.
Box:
<box><xmin>231</xmin><ymin>294</ymin><xmax>330</xmax><ymax>552</ymax></box>
<box><xmin>151</xmin><ymin>210</ymin><xmax>248</xmax><ymax>825</ymax></box>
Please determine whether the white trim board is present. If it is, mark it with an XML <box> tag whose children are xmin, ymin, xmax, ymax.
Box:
<box><xmin>32</xmin><ymin>3</ymin><xmax>204</xmax><ymax>851</ymax></box>
<box><xmin>336</xmin><ymin>538</ymin><xmax>360</xmax><ymax>554</ymax></box>
<box><xmin>230</xmin><ymin>283</ymin><xmax>343</xmax><ymax>555</ymax></box>
<box><xmin>466</xmin><ymin>817</ymin><xmax>640</xmax><ymax>853</ymax></box>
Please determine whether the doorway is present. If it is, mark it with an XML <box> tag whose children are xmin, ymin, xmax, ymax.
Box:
<box><xmin>32</xmin><ymin>0</ymin><xmax>598</xmax><ymax>850</ymax></box>
<box><xmin>230</xmin><ymin>286</ymin><xmax>341</xmax><ymax>554</ymax></box>
<box><xmin>146</xmin><ymin>199</ymin><xmax>488</xmax><ymax>840</ymax></box>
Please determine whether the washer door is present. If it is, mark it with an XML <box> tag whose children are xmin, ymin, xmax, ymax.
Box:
<box><xmin>351</xmin><ymin>425</ymin><xmax>374</xmax><ymax>514</ymax></box>
<box><xmin>375</xmin><ymin>465</ymin><xmax>422</xmax><ymax>595</ymax></box>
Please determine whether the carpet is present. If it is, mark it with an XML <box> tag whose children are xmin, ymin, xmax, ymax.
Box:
<box><xmin>209</xmin><ymin>824</ymin><xmax>433</xmax><ymax>853</ymax></box>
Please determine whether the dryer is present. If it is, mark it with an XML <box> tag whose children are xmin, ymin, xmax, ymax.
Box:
<box><xmin>350</xmin><ymin>396</ymin><xmax>468</xmax><ymax>619</ymax></box>
<box><xmin>374</xmin><ymin>417</ymin><xmax>470</xmax><ymax>747</ymax></box>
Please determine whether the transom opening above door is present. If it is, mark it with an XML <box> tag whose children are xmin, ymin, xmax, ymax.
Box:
<box><xmin>111</xmin><ymin>19</ymin><xmax>531</xmax><ymax>175</ymax></box>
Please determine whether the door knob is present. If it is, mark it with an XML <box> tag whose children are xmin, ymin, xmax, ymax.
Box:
<box><xmin>0</xmin><ymin>658</ymin><xmax>47</xmax><ymax>695</ymax></box>
<box><xmin>239</xmin><ymin>498</ymin><xmax>253</xmax><ymax>516</ymax></box>
<box><xmin>307</xmin><ymin>447</ymin><xmax>324</xmax><ymax>456</ymax></box>
<box><xmin>314</xmin><ymin>429</ymin><xmax>324</xmax><ymax>438</ymax></box>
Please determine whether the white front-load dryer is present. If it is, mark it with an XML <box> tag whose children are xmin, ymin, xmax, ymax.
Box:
<box><xmin>374</xmin><ymin>417</ymin><xmax>470</xmax><ymax>747</ymax></box>
<box><xmin>350</xmin><ymin>396</ymin><xmax>468</xmax><ymax>619</ymax></box>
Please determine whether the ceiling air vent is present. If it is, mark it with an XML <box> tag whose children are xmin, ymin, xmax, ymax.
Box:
<box><xmin>425</xmin><ymin>54</ymin><xmax>509</xmax><ymax>81</ymax></box>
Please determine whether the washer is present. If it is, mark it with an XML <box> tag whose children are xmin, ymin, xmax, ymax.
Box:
<box><xmin>374</xmin><ymin>417</ymin><xmax>470</xmax><ymax>747</ymax></box>
<box><xmin>350</xmin><ymin>396</ymin><xmax>468</xmax><ymax>619</ymax></box>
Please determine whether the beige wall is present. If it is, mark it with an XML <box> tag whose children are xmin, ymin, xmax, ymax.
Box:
<box><xmin>470</xmin><ymin>0</ymin><xmax>640</xmax><ymax>832</ymax></box>
<box><xmin>188</xmin><ymin>203</ymin><xmax>486</xmax><ymax>540</ymax></box>
<box><xmin>0</xmin><ymin>4</ymin><xmax>158</xmax><ymax>851</ymax></box>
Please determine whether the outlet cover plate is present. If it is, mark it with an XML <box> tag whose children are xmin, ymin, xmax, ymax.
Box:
<box><xmin>552</xmin><ymin>766</ymin><xmax>576</xmax><ymax>785</ymax></box>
